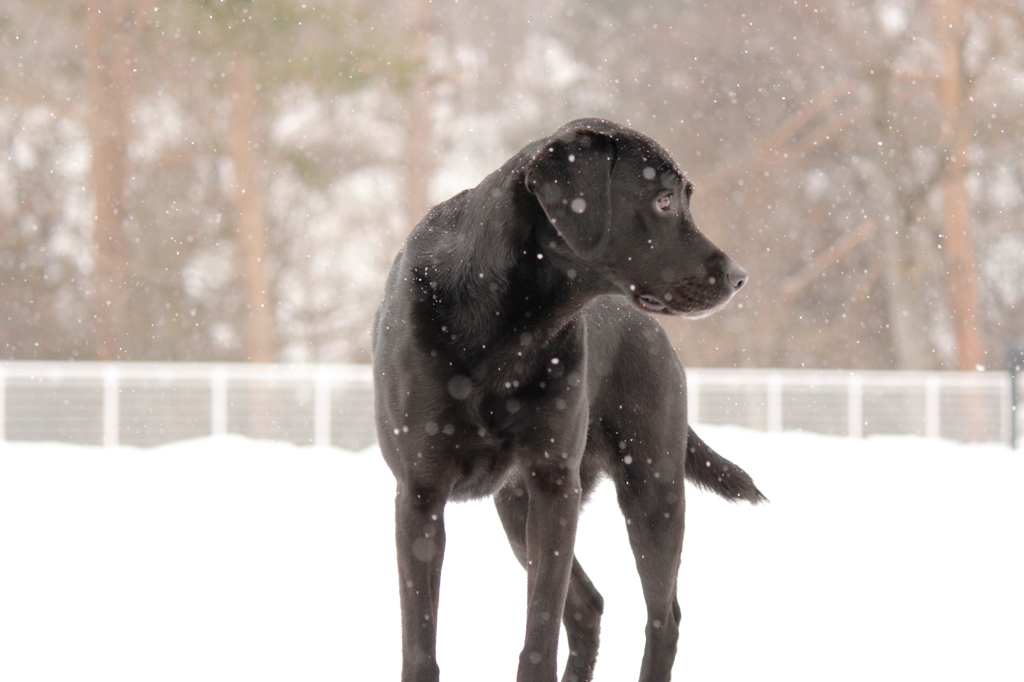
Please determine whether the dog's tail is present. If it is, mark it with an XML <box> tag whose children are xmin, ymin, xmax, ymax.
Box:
<box><xmin>685</xmin><ymin>427</ymin><xmax>767</xmax><ymax>504</ymax></box>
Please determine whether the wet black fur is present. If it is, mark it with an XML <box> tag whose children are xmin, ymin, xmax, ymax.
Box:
<box><xmin>373</xmin><ymin>118</ymin><xmax>764</xmax><ymax>682</ymax></box>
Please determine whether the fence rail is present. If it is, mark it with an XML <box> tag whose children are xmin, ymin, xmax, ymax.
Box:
<box><xmin>0</xmin><ymin>362</ymin><xmax>375</xmax><ymax>450</ymax></box>
<box><xmin>687</xmin><ymin>368</ymin><xmax>1014</xmax><ymax>445</ymax></box>
<box><xmin>0</xmin><ymin>363</ymin><xmax>1018</xmax><ymax>448</ymax></box>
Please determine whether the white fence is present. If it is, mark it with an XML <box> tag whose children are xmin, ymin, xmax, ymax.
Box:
<box><xmin>0</xmin><ymin>363</ymin><xmax>376</xmax><ymax>450</ymax></box>
<box><xmin>0</xmin><ymin>363</ymin><xmax>1018</xmax><ymax>448</ymax></box>
<box><xmin>688</xmin><ymin>368</ymin><xmax>1014</xmax><ymax>445</ymax></box>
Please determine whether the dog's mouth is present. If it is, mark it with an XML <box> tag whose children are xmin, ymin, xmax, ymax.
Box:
<box><xmin>636</xmin><ymin>294</ymin><xmax>669</xmax><ymax>313</ymax></box>
<box><xmin>630</xmin><ymin>280</ymin><xmax>737</xmax><ymax>318</ymax></box>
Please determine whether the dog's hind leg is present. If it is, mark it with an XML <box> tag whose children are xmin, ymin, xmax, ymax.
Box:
<box><xmin>495</xmin><ymin>480</ymin><xmax>604</xmax><ymax>682</ymax></box>
<box><xmin>395</xmin><ymin>481</ymin><xmax>448</xmax><ymax>682</ymax></box>
<box><xmin>614</xmin><ymin>471</ymin><xmax>686</xmax><ymax>682</ymax></box>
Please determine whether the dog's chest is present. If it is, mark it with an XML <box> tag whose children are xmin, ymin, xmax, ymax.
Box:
<box><xmin>442</xmin><ymin>381</ymin><xmax>583</xmax><ymax>498</ymax></box>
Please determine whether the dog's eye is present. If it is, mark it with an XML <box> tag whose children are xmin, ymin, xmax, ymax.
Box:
<box><xmin>655</xmin><ymin>193</ymin><xmax>673</xmax><ymax>212</ymax></box>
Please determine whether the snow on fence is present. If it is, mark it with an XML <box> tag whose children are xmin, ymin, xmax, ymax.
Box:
<box><xmin>0</xmin><ymin>363</ymin><xmax>1017</xmax><ymax>448</ymax></box>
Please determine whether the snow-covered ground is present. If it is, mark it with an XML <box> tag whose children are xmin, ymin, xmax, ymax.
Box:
<box><xmin>1</xmin><ymin>427</ymin><xmax>1021</xmax><ymax>681</ymax></box>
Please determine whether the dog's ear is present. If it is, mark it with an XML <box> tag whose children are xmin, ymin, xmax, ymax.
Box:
<box><xmin>525</xmin><ymin>130</ymin><xmax>616</xmax><ymax>255</ymax></box>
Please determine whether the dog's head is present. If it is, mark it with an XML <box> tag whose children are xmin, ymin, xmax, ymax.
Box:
<box><xmin>525</xmin><ymin>118</ymin><xmax>746</xmax><ymax>318</ymax></box>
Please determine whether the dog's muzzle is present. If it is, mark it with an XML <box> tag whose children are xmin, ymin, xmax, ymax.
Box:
<box><xmin>633</xmin><ymin>259</ymin><xmax>747</xmax><ymax>316</ymax></box>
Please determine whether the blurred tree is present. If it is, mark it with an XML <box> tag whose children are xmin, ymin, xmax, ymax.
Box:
<box><xmin>158</xmin><ymin>0</ymin><xmax>392</xmax><ymax>361</ymax></box>
<box><xmin>225</xmin><ymin>35</ymin><xmax>275</xmax><ymax>362</ymax></box>
<box><xmin>85</xmin><ymin>0</ymin><xmax>137</xmax><ymax>360</ymax></box>
<box><xmin>2</xmin><ymin>0</ymin><xmax>1022</xmax><ymax>370</ymax></box>
<box><xmin>833</xmin><ymin>1</ymin><xmax>947</xmax><ymax>370</ymax></box>
<box><xmin>187</xmin><ymin>0</ymin><xmax>280</xmax><ymax>361</ymax></box>
<box><xmin>1</xmin><ymin>2</ymin><xmax>95</xmax><ymax>359</ymax></box>
<box><xmin>937</xmin><ymin>0</ymin><xmax>984</xmax><ymax>370</ymax></box>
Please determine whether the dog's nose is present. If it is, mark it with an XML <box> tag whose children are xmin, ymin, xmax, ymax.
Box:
<box><xmin>725</xmin><ymin>261</ymin><xmax>747</xmax><ymax>291</ymax></box>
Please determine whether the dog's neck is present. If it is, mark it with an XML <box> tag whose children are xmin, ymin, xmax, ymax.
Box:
<box><xmin>408</xmin><ymin>171</ymin><xmax>608</xmax><ymax>386</ymax></box>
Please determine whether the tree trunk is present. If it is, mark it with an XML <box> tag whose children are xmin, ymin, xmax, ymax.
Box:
<box><xmin>86</xmin><ymin>0</ymin><xmax>134</xmax><ymax>360</ymax></box>
<box><xmin>864</xmin><ymin>65</ymin><xmax>938</xmax><ymax>371</ymax></box>
<box><xmin>938</xmin><ymin>0</ymin><xmax>984</xmax><ymax>371</ymax></box>
<box><xmin>880</xmin><ymin>223</ymin><xmax>936</xmax><ymax>369</ymax></box>
<box><xmin>226</xmin><ymin>55</ymin><xmax>275</xmax><ymax>363</ymax></box>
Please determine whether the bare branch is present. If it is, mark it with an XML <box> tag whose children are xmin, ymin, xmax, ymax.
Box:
<box><xmin>782</xmin><ymin>219</ymin><xmax>877</xmax><ymax>297</ymax></box>
<box><xmin>702</xmin><ymin>79</ymin><xmax>861</xmax><ymax>194</ymax></box>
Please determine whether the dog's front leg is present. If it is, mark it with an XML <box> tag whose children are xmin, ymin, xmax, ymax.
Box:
<box><xmin>518</xmin><ymin>460</ymin><xmax>582</xmax><ymax>682</ymax></box>
<box><xmin>395</xmin><ymin>482</ymin><xmax>448</xmax><ymax>682</ymax></box>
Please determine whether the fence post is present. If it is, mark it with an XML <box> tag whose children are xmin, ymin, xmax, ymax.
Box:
<box><xmin>0</xmin><ymin>366</ymin><xmax>6</xmax><ymax>442</ymax></box>
<box><xmin>1012</xmin><ymin>368</ymin><xmax>1019</xmax><ymax>450</ymax></box>
<box><xmin>847</xmin><ymin>373</ymin><xmax>863</xmax><ymax>438</ymax></box>
<box><xmin>767</xmin><ymin>373</ymin><xmax>783</xmax><ymax>432</ymax></box>
<box><xmin>314</xmin><ymin>373</ymin><xmax>331</xmax><ymax>447</ymax></box>
<box><xmin>211</xmin><ymin>367</ymin><xmax>228</xmax><ymax>436</ymax></box>
<box><xmin>925</xmin><ymin>375</ymin><xmax>941</xmax><ymax>440</ymax></box>
<box><xmin>1009</xmin><ymin>341</ymin><xmax>1024</xmax><ymax>449</ymax></box>
<box><xmin>103</xmin><ymin>365</ymin><xmax>119</xmax><ymax>447</ymax></box>
<box><xmin>1001</xmin><ymin>372</ymin><xmax>1012</xmax><ymax>448</ymax></box>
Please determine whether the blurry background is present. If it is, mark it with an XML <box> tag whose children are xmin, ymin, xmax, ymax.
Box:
<box><xmin>2</xmin><ymin>0</ymin><xmax>1022</xmax><ymax>370</ymax></box>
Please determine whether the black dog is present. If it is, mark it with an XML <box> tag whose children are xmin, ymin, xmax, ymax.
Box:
<box><xmin>373</xmin><ymin>119</ymin><xmax>764</xmax><ymax>682</ymax></box>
